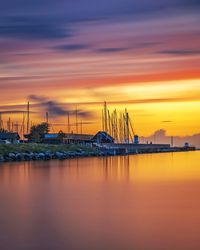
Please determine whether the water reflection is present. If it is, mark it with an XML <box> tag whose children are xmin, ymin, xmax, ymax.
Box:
<box><xmin>1</xmin><ymin>152</ymin><xmax>200</xmax><ymax>184</ymax></box>
<box><xmin>0</xmin><ymin>152</ymin><xmax>200</xmax><ymax>250</ymax></box>
<box><xmin>0</xmin><ymin>155</ymin><xmax>132</xmax><ymax>184</ymax></box>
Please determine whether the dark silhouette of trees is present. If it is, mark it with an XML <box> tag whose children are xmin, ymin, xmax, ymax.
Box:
<box><xmin>26</xmin><ymin>122</ymin><xmax>50</xmax><ymax>142</ymax></box>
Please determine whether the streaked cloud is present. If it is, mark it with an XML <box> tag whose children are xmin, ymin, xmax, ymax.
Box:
<box><xmin>0</xmin><ymin>16</ymin><xmax>71</xmax><ymax>40</ymax></box>
<box><xmin>157</xmin><ymin>49</ymin><xmax>200</xmax><ymax>56</ymax></box>
<box><xmin>0</xmin><ymin>110</ymin><xmax>35</xmax><ymax>114</ymax></box>
<box><xmin>28</xmin><ymin>95</ymin><xmax>93</xmax><ymax>118</ymax></box>
<box><xmin>96</xmin><ymin>47</ymin><xmax>128</xmax><ymax>53</ymax></box>
<box><xmin>134</xmin><ymin>42</ymin><xmax>161</xmax><ymax>48</ymax></box>
<box><xmin>53</xmin><ymin>44</ymin><xmax>90</xmax><ymax>52</ymax></box>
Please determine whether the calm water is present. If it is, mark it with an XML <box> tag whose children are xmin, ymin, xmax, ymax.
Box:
<box><xmin>0</xmin><ymin>151</ymin><xmax>200</xmax><ymax>250</ymax></box>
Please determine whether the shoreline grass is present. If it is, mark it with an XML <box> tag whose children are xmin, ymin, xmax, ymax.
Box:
<box><xmin>0</xmin><ymin>143</ymin><xmax>97</xmax><ymax>157</ymax></box>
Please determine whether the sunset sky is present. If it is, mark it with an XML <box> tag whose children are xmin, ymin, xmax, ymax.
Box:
<box><xmin>0</xmin><ymin>0</ymin><xmax>199</xmax><ymax>136</ymax></box>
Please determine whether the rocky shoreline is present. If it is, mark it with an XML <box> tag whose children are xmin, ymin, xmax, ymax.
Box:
<box><xmin>0</xmin><ymin>149</ymin><xmax>108</xmax><ymax>163</ymax></box>
<box><xmin>0</xmin><ymin>145</ymin><xmax>197</xmax><ymax>163</ymax></box>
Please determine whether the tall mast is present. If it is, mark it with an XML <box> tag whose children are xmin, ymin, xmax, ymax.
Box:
<box><xmin>27</xmin><ymin>101</ymin><xmax>30</xmax><ymax>134</ymax></box>
<box><xmin>7</xmin><ymin>117</ymin><xmax>11</xmax><ymax>132</ymax></box>
<box><xmin>125</xmin><ymin>109</ymin><xmax>129</xmax><ymax>143</ymax></box>
<box><xmin>80</xmin><ymin>120</ymin><xmax>83</xmax><ymax>134</ymax></box>
<box><xmin>46</xmin><ymin>112</ymin><xmax>49</xmax><ymax>124</ymax></box>
<box><xmin>67</xmin><ymin>111</ymin><xmax>70</xmax><ymax>133</ymax></box>
<box><xmin>22</xmin><ymin>112</ymin><xmax>26</xmax><ymax>141</ymax></box>
<box><xmin>107</xmin><ymin>110</ymin><xmax>111</xmax><ymax>135</ymax></box>
<box><xmin>15</xmin><ymin>122</ymin><xmax>19</xmax><ymax>133</ymax></box>
<box><xmin>75</xmin><ymin>106</ymin><xmax>78</xmax><ymax>133</ymax></box>
<box><xmin>113</xmin><ymin>109</ymin><xmax>118</xmax><ymax>142</ymax></box>
<box><xmin>104</xmin><ymin>101</ymin><xmax>108</xmax><ymax>132</ymax></box>
<box><xmin>102</xmin><ymin>109</ymin><xmax>104</xmax><ymax>131</ymax></box>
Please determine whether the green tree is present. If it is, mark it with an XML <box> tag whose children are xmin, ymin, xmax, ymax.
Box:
<box><xmin>26</xmin><ymin>122</ymin><xmax>50</xmax><ymax>142</ymax></box>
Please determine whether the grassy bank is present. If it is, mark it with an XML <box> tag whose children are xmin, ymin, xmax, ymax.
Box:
<box><xmin>0</xmin><ymin>143</ymin><xmax>97</xmax><ymax>157</ymax></box>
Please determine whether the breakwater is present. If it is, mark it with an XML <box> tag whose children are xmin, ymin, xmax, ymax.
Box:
<box><xmin>0</xmin><ymin>143</ymin><xmax>102</xmax><ymax>163</ymax></box>
<box><xmin>98</xmin><ymin>143</ymin><xmax>196</xmax><ymax>155</ymax></box>
<box><xmin>0</xmin><ymin>150</ymin><xmax>103</xmax><ymax>163</ymax></box>
<box><xmin>0</xmin><ymin>143</ymin><xmax>196</xmax><ymax>163</ymax></box>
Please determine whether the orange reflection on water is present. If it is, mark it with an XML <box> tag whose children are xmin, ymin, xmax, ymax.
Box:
<box><xmin>0</xmin><ymin>151</ymin><xmax>200</xmax><ymax>250</ymax></box>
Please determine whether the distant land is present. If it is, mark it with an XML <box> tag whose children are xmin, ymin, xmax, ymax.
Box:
<box><xmin>140</xmin><ymin>129</ymin><xmax>200</xmax><ymax>148</ymax></box>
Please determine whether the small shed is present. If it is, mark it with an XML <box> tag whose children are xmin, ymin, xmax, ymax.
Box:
<box><xmin>0</xmin><ymin>132</ymin><xmax>20</xmax><ymax>144</ymax></box>
<box><xmin>42</xmin><ymin>133</ymin><xmax>64</xmax><ymax>144</ymax></box>
<box><xmin>93</xmin><ymin>131</ymin><xmax>114</xmax><ymax>144</ymax></box>
<box><xmin>63</xmin><ymin>131</ymin><xmax>114</xmax><ymax>145</ymax></box>
<box><xmin>64</xmin><ymin>133</ymin><xmax>94</xmax><ymax>144</ymax></box>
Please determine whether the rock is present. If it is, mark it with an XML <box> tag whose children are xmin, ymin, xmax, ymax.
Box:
<box><xmin>29</xmin><ymin>152</ymin><xmax>35</xmax><ymax>160</ymax></box>
<box><xmin>38</xmin><ymin>153</ymin><xmax>45</xmax><ymax>160</ymax></box>
<box><xmin>23</xmin><ymin>153</ymin><xmax>31</xmax><ymax>161</ymax></box>
<box><xmin>62</xmin><ymin>153</ymin><xmax>68</xmax><ymax>159</ymax></box>
<box><xmin>8</xmin><ymin>153</ymin><xmax>16</xmax><ymax>160</ymax></box>
<box><xmin>0</xmin><ymin>156</ymin><xmax>4</xmax><ymax>162</ymax></box>
<box><xmin>62</xmin><ymin>152</ymin><xmax>69</xmax><ymax>159</ymax></box>
<box><xmin>32</xmin><ymin>153</ymin><xmax>39</xmax><ymax>160</ymax></box>
<box><xmin>4</xmin><ymin>155</ymin><xmax>11</xmax><ymax>161</ymax></box>
<box><xmin>74</xmin><ymin>152</ymin><xmax>81</xmax><ymax>157</ymax></box>
<box><xmin>44</xmin><ymin>152</ymin><xmax>52</xmax><ymax>160</ymax></box>
<box><xmin>88</xmin><ymin>152</ymin><xmax>97</xmax><ymax>156</ymax></box>
<box><xmin>15</xmin><ymin>153</ymin><xmax>22</xmax><ymax>161</ymax></box>
<box><xmin>67</xmin><ymin>152</ymin><xmax>76</xmax><ymax>157</ymax></box>
<box><xmin>97</xmin><ymin>152</ymin><xmax>104</xmax><ymax>156</ymax></box>
<box><xmin>55</xmin><ymin>152</ymin><xmax>64</xmax><ymax>159</ymax></box>
<box><xmin>76</xmin><ymin>149</ymin><xmax>83</xmax><ymax>153</ymax></box>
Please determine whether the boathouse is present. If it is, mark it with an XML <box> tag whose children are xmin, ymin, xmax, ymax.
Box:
<box><xmin>92</xmin><ymin>131</ymin><xmax>114</xmax><ymax>144</ymax></box>
<box><xmin>63</xmin><ymin>133</ymin><xmax>94</xmax><ymax>144</ymax></box>
<box><xmin>0</xmin><ymin>132</ymin><xmax>20</xmax><ymax>144</ymax></box>
<box><xmin>42</xmin><ymin>133</ymin><xmax>65</xmax><ymax>144</ymax></box>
